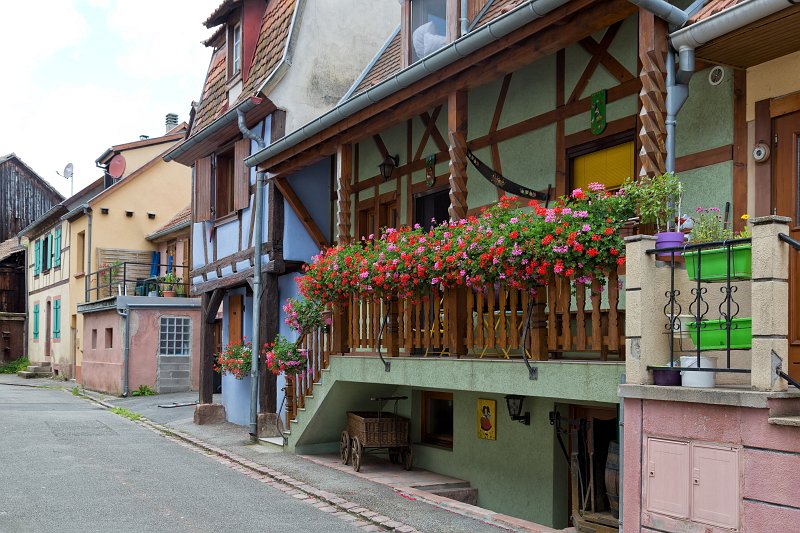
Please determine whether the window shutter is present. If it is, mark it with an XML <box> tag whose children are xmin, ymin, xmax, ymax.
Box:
<box><xmin>53</xmin><ymin>300</ymin><xmax>61</xmax><ymax>339</ymax></box>
<box><xmin>43</xmin><ymin>236</ymin><xmax>50</xmax><ymax>270</ymax></box>
<box><xmin>34</xmin><ymin>240</ymin><xmax>41</xmax><ymax>275</ymax></box>
<box><xmin>194</xmin><ymin>156</ymin><xmax>212</xmax><ymax>222</ymax></box>
<box><xmin>234</xmin><ymin>138</ymin><xmax>250</xmax><ymax>211</ymax></box>
<box><xmin>53</xmin><ymin>228</ymin><xmax>62</xmax><ymax>267</ymax></box>
<box><xmin>33</xmin><ymin>304</ymin><xmax>39</xmax><ymax>339</ymax></box>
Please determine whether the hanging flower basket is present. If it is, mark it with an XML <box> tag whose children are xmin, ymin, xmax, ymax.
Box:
<box><xmin>264</xmin><ymin>334</ymin><xmax>308</xmax><ymax>376</ymax></box>
<box><xmin>684</xmin><ymin>245</ymin><xmax>751</xmax><ymax>282</ymax></box>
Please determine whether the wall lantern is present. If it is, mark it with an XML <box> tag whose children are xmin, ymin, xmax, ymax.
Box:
<box><xmin>505</xmin><ymin>395</ymin><xmax>530</xmax><ymax>425</ymax></box>
<box><xmin>378</xmin><ymin>154</ymin><xmax>400</xmax><ymax>180</ymax></box>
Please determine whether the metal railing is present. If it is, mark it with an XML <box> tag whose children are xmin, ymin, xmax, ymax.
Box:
<box><xmin>85</xmin><ymin>262</ymin><xmax>191</xmax><ymax>303</ymax></box>
<box><xmin>646</xmin><ymin>237</ymin><xmax>752</xmax><ymax>376</ymax></box>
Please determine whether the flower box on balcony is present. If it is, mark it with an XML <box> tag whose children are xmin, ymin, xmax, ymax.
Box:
<box><xmin>684</xmin><ymin>245</ymin><xmax>751</xmax><ymax>282</ymax></box>
<box><xmin>687</xmin><ymin>317</ymin><xmax>752</xmax><ymax>350</ymax></box>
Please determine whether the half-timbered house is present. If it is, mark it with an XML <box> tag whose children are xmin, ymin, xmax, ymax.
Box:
<box><xmin>0</xmin><ymin>154</ymin><xmax>63</xmax><ymax>243</ymax></box>
<box><xmin>164</xmin><ymin>0</ymin><xmax>398</xmax><ymax>429</ymax></box>
<box><xmin>243</xmin><ymin>0</ymin><xmax>752</xmax><ymax>528</ymax></box>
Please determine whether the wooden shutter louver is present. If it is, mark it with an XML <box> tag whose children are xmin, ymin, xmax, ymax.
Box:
<box><xmin>194</xmin><ymin>156</ymin><xmax>212</xmax><ymax>222</ymax></box>
<box><xmin>234</xmin><ymin>138</ymin><xmax>250</xmax><ymax>211</ymax></box>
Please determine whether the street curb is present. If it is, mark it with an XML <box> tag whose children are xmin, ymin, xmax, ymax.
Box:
<box><xmin>74</xmin><ymin>390</ymin><xmax>424</xmax><ymax>533</ymax></box>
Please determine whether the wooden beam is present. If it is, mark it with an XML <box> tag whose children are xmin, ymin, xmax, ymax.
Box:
<box><xmin>490</xmin><ymin>74</ymin><xmax>512</xmax><ymax>199</ymax></box>
<box><xmin>578</xmin><ymin>31</ymin><xmax>635</xmax><ymax>85</ymax></box>
<box><xmin>267</xmin><ymin>180</ymin><xmax>284</xmax><ymax>257</ymax></box>
<box><xmin>372</xmin><ymin>134</ymin><xmax>390</xmax><ymax>160</ymax></box>
<box><xmin>564</xmin><ymin>115</ymin><xmax>636</xmax><ymax>150</ymax></box>
<box><xmin>754</xmin><ymin>99</ymin><xmax>772</xmax><ymax>217</ymax></box>
<box><xmin>199</xmin><ymin>290</ymin><xmax>222</xmax><ymax>404</ymax></box>
<box><xmin>259</xmin><ymin>273</ymin><xmax>278</xmax><ymax>413</ymax></box>
<box><xmin>274</xmin><ymin>177</ymin><xmax>328</xmax><ymax>249</ymax></box>
<box><xmin>190</xmin><ymin>242</ymin><xmax>273</xmax><ymax>278</ymax></box>
<box><xmin>569</xmin><ymin>21</ymin><xmax>622</xmax><ymax>103</ymax></box>
<box><xmin>448</xmin><ymin>90</ymin><xmax>468</xmax><ymax>220</ymax></box>
<box><xmin>556</xmin><ymin>48</ymin><xmax>566</xmax><ymax>197</ymax></box>
<box><xmin>637</xmin><ymin>8</ymin><xmax>668</xmax><ymax>178</ymax></box>
<box><xmin>336</xmin><ymin>144</ymin><xmax>353</xmax><ymax>244</ymax></box>
<box><xmin>258</xmin><ymin>0</ymin><xmax>636</xmax><ymax>176</ymax></box>
<box><xmin>413</xmin><ymin>106</ymin><xmax>444</xmax><ymax>162</ymax></box>
<box><xmin>674</xmin><ymin>144</ymin><xmax>733</xmax><ymax>173</ymax></box>
<box><xmin>733</xmin><ymin>68</ymin><xmax>748</xmax><ymax>233</ymax></box>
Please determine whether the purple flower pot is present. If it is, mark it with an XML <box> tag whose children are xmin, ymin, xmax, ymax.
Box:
<box><xmin>655</xmin><ymin>231</ymin><xmax>684</xmax><ymax>260</ymax></box>
<box><xmin>652</xmin><ymin>367</ymin><xmax>681</xmax><ymax>386</ymax></box>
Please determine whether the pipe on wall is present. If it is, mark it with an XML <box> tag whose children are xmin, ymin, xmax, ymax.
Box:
<box><xmin>84</xmin><ymin>207</ymin><xmax>93</xmax><ymax>303</ymax></box>
<box><xmin>116</xmin><ymin>306</ymin><xmax>130</xmax><ymax>397</ymax></box>
<box><xmin>238</xmin><ymin>108</ymin><xmax>267</xmax><ymax>441</ymax></box>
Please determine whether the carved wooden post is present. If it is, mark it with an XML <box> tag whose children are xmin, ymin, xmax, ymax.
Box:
<box><xmin>285</xmin><ymin>376</ymin><xmax>295</xmax><ymax>428</ymax></box>
<box><xmin>637</xmin><ymin>9</ymin><xmax>667</xmax><ymax>178</ymax></box>
<box><xmin>336</xmin><ymin>144</ymin><xmax>353</xmax><ymax>244</ymax></box>
<box><xmin>448</xmin><ymin>90</ymin><xmax>468</xmax><ymax>220</ymax></box>
<box><xmin>528</xmin><ymin>287</ymin><xmax>549</xmax><ymax>361</ymax></box>
<box><xmin>385</xmin><ymin>298</ymin><xmax>400</xmax><ymax>357</ymax></box>
<box><xmin>331</xmin><ymin>302</ymin><xmax>350</xmax><ymax>355</ymax></box>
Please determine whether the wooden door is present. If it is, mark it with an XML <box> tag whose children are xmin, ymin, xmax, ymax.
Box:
<box><xmin>774</xmin><ymin>111</ymin><xmax>800</xmax><ymax>379</ymax></box>
<box><xmin>228</xmin><ymin>294</ymin><xmax>243</xmax><ymax>344</ymax></box>
<box><xmin>45</xmin><ymin>301</ymin><xmax>52</xmax><ymax>358</ymax></box>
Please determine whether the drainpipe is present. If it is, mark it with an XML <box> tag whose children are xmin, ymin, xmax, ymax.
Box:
<box><xmin>238</xmin><ymin>108</ymin><xmax>267</xmax><ymax>441</ymax></box>
<box><xmin>618</xmin><ymin>373</ymin><xmax>625</xmax><ymax>533</ymax></box>
<box><xmin>460</xmin><ymin>0</ymin><xmax>468</xmax><ymax>36</ymax></box>
<box><xmin>116</xmin><ymin>305</ymin><xmax>130</xmax><ymax>397</ymax></box>
<box><xmin>84</xmin><ymin>207</ymin><xmax>93</xmax><ymax>302</ymax></box>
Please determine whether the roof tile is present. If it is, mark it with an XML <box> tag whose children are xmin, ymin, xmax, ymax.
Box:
<box><xmin>241</xmin><ymin>0</ymin><xmax>296</xmax><ymax>97</ymax></box>
<box><xmin>190</xmin><ymin>47</ymin><xmax>228</xmax><ymax>138</ymax></box>
<box><xmin>689</xmin><ymin>0</ymin><xmax>745</xmax><ymax>23</ymax></box>
<box><xmin>352</xmin><ymin>31</ymin><xmax>402</xmax><ymax>96</ymax></box>
<box><xmin>147</xmin><ymin>205</ymin><xmax>192</xmax><ymax>239</ymax></box>
<box><xmin>0</xmin><ymin>238</ymin><xmax>22</xmax><ymax>263</ymax></box>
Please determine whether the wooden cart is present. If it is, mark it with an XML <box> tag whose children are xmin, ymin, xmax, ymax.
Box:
<box><xmin>339</xmin><ymin>396</ymin><xmax>412</xmax><ymax>472</ymax></box>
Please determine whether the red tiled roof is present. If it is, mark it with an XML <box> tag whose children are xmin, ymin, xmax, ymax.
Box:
<box><xmin>205</xmin><ymin>0</ymin><xmax>240</xmax><ymax>28</ymax></box>
<box><xmin>352</xmin><ymin>30</ymin><xmax>402</xmax><ymax>95</ymax></box>
<box><xmin>474</xmin><ymin>0</ymin><xmax>524</xmax><ymax>28</ymax></box>
<box><xmin>190</xmin><ymin>47</ymin><xmax>228</xmax><ymax>138</ymax></box>
<box><xmin>147</xmin><ymin>205</ymin><xmax>191</xmax><ymax>240</ymax></box>
<box><xmin>242</xmin><ymin>0</ymin><xmax>296</xmax><ymax>97</ymax></box>
<box><xmin>689</xmin><ymin>0</ymin><xmax>745</xmax><ymax>23</ymax></box>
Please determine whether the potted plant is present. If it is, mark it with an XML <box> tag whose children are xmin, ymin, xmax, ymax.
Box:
<box><xmin>651</xmin><ymin>361</ymin><xmax>681</xmax><ymax>386</ymax></box>
<box><xmin>626</xmin><ymin>173</ymin><xmax>684</xmax><ymax>257</ymax></box>
<box><xmin>161</xmin><ymin>272</ymin><xmax>180</xmax><ymax>297</ymax></box>
<box><xmin>215</xmin><ymin>339</ymin><xmax>254</xmax><ymax>426</ymax></box>
<box><xmin>263</xmin><ymin>335</ymin><xmax>308</xmax><ymax>376</ymax></box>
<box><xmin>684</xmin><ymin>208</ymin><xmax>751</xmax><ymax>281</ymax></box>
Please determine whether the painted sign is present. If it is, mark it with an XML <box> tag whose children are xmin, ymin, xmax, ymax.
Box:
<box><xmin>425</xmin><ymin>154</ymin><xmax>436</xmax><ymax>187</ymax></box>
<box><xmin>590</xmin><ymin>89</ymin><xmax>607</xmax><ymax>135</ymax></box>
<box><xmin>477</xmin><ymin>398</ymin><xmax>496</xmax><ymax>440</ymax></box>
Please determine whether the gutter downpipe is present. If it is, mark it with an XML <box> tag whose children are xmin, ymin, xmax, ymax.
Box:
<box><xmin>84</xmin><ymin>207</ymin><xmax>93</xmax><ymax>303</ymax></box>
<box><xmin>460</xmin><ymin>0</ymin><xmax>468</xmax><ymax>36</ymax></box>
<box><xmin>238</xmin><ymin>108</ymin><xmax>267</xmax><ymax>442</ymax></box>
<box><xmin>116</xmin><ymin>306</ymin><xmax>130</xmax><ymax>397</ymax></box>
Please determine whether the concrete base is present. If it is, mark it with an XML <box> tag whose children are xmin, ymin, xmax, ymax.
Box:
<box><xmin>193</xmin><ymin>403</ymin><xmax>226</xmax><ymax>425</ymax></box>
<box><xmin>257</xmin><ymin>412</ymin><xmax>283</xmax><ymax>438</ymax></box>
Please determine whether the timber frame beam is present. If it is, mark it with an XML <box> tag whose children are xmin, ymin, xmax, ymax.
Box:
<box><xmin>257</xmin><ymin>0</ymin><xmax>638</xmax><ymax>177</ymax></box>
<box><xmin>273</xmin><ymin>176</ymin><xmax>328</xmax><ymax>249</ymax></box>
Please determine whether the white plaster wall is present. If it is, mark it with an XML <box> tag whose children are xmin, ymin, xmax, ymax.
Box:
<box><xmin>269</xmin><ymin>0</ymin><xmax>400</xmax><ymax>133</ymax></box>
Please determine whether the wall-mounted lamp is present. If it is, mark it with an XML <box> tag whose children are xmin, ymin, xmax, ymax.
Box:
<box><xmin>505</xmin><ymin>395</ymin><xmax>530</xmax><ymax>425</ymax></box>
<box><xmin>378</xmin><ymin>154</ymin><xmax>399</xmax><ymax>181</ymax></box>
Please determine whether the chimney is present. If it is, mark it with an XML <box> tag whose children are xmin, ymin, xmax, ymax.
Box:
<box><xmin>165</xmin><ymin>113</ymin><xmax>179</xmax><ymax>132</ymax></box>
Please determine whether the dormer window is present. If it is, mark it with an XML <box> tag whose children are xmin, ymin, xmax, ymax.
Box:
<box><xmin>231</xmin><ymin>23</ymin><xmax>242</xmax><ymax>75</ymax></box>
<box><xmin>411</xmin><ymin>0</ymin><xmax>447</xmax><ymax>63</ymax></box>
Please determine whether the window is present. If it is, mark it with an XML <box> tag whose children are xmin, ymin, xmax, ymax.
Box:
<box><xmin>414</xmin><ymin>188</ymin><xmax>450</xmax><ymax>231</ymax></box>
<box><xmin>91</xmin><ymin>329</ymin><xmax>97</xmax><ymax>350</ymax></box>
<box><xmin>570</xmin><ymin>139</ymin><xmax>635</xmax><ymax>192</ymax></box>
<box><xmin>410</xmin><ymin>0</ymin><xmax>448</xmax><ymax>63</ymax></box>
<box><xmin>40</xmin><ymin>234</ymin><xmax>51</xmax><ymax>272</ymax></box>
<box><xmin>53</xmin><ymin>299</ymin><xmax>61</xmax><ymax>339</ymax></box>
<box><xmin>231</xmin><ymin>23</ymin><xmax>242</xmax><ymax>76</ymax></box>
<box><xmin>214</xmin><ymin>149</ymin><xmax>235</xmax><ymax>218</ymax></box>
<box><xmin>34</xmin><ymin>239</ymin><xmax>41</xmax><ymax>275</ymax></box>
<box><xmin>76</xmin><ymin>231</ymin><xmax>85</xmax><ymax>274</ymax></box>
<box><xmin>159</xmin><ymin>316</ymin><xmax>192</xmax><ymax>356</ymax></box>
<box><xmin>32</xmin><ymin>304</ymin><xmax>39</xmax><ymax>339</ymax></box>
<box><xmin>105</xmin><ymin>328</ymin><xmax>113</xmax><ymax>349</ymax></box>
<box><xmin>421</xmin><ymin>390</ymin><xmax>453</xmax><ymax>448</ymax></box>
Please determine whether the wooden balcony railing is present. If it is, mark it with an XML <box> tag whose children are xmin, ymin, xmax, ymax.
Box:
<box><xmin>284</xmin><ymin>266</ymin><xmax>625</xmax><ymax>426</ymax></box>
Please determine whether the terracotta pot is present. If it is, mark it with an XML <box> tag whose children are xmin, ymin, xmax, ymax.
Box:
<box><xmin>163</xmin><ymin>290</ymin><xmax>177</xmax><ymax>297</ymax></box>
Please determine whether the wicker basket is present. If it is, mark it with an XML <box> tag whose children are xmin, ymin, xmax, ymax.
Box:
<box><xmin>346</xmin><ymin>411</ymin><xmax>409</xmax><ymax>448</ymax></box>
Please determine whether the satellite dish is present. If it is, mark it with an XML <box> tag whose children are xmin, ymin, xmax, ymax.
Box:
<box><xmin>108</xmin><ymin>154</ymin><xmax>126</xmax><ymax>179</ymax></box>
<box><xmin>63</xmin><ymin>163</ymin><xmax>73</xmax><ymax>180</ymax></box>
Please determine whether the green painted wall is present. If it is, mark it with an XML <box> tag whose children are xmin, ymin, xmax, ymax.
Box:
<box><xmin>676</xmin><ymin>66</ymin><xmax>734</xmax><ymax>157</ymax></box>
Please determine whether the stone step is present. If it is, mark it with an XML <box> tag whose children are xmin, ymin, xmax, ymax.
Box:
<box><xmin>258</xmin><ymin>436</ymin><xmax>285</xmax><ymax>449</ymax></box>
<box><xmin>26</xmin><ymin>365</ymin><xmax>53</xmax><ymax>374</ymax></box>
<box><xmin>17</xmin><ymin>371</ymin><xmax>37</xmax><ymax>379</ymax></box>
<box><xmin>768</xmin><ymin>415</ymin><xmax>800</xmax><ymax>427</ymax></box>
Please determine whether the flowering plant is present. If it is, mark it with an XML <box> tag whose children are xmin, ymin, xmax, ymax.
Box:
<box><xmin>283</xmin><ymin>297</ymin><xmax>329</xmax><ymax>333</ymax></box>
<box><xmin>297</xmin><ymin>243</ymin><xmax>368</xmax><ymax>304</ymax></box>
<box><xmin>263</xmin><ymin>335</ymin><xmax>307</xmax><ymax>376</ymax></box>
<box><xmin>690</xmin><ymin>208</ymin><xmax>750</xmax><ymax>243</ymax></box>
<box><xmin>625</xmin><ymin>172</ymin><xmax>682</xmax><ymax>233</ymax></box>
<box><xmin>213</xmin><ymin>339</ymin><xmax>252</xmax><ymax>379</ymax></box>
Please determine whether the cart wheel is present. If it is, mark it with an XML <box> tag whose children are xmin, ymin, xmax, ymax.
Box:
<box><xmin>401</xmin><ymin>445</ymin><xmax>413</xmax><ymax>470</ymax></box>
<box><xmin>388</xmin><ymin>448</ymin><xmax>400</xmax><ymax>464</ymax></box>
<box><xmin>352</xmin><ymin>437</ymin><xmax>363</xmax><ymax>472</ymax></box>
<box><xmin>340</xmin><ymin>431</ymin><xmax>351</xmax><ymax>465</ymax></box>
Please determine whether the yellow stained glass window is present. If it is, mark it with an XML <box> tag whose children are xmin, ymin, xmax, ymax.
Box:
<box><xmin>572</xmin><ymin>141</ymin><xmax>634</xmax><ymax>191</ymax></box>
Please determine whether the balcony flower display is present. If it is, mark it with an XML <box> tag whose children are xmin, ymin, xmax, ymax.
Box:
<box><xmin>684</xmin><ymin>209</ymin><xmax>752</xmax><ymax>281</ymax></box>
<box><xmin>283</xmin><ymin>297</ymin><xmax>329</xmax><ymax>332</ymax></box>
<box><xmin>298</xmin><ymin>184</ymin><xmax>633</xmax><ymax>304</ymax></box>
<box><xmin>263</xmin><ymin>335</ymin><xmax>308</xmax><ymax>376</ymax></box>
<box><xmin>213</xmin><ymin>339</ymin><xmax>252</xmax><ymax>379</ymax></box>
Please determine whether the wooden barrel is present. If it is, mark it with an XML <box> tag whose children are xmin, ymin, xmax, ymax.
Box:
<box><xmin>605</xmin><ymin>440</ymin><xmax>620</xmax><ymax>518</ymax></box>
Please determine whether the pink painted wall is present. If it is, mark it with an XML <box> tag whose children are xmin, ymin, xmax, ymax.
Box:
<box><xmin>80</xmin><ymin>302</ymin><xmax>200</xmax><ymax>394</ymax></box>
<box><xmin>624</xmin><ymin>397</ymin><xmax>800</xmax><ymax>533</ymax></box>
<box><xmin>80</xmin><ymin>309</ymin><xmax>124</xmax><ymax>395</ymax></box>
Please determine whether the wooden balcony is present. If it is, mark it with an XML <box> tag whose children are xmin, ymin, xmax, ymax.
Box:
<box><xmin>285</xmin><ymin>267</ymin><xmax>625</xmax><ymax>426</ymax></box>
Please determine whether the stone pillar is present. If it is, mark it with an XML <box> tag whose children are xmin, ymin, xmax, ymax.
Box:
<box><xmin>624</xmin><ymin>235</ymin><xmax>669</xmax><ymax>384</ymax></box>
<box><xmin>750</xmin><ymin>216</ymin><xmax>791</xmax><ymax>391</ymax></box>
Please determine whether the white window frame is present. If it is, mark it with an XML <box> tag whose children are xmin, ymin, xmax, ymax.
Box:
<box><xmin>232</xmin><ymin>23</ymin><xmax>242</xmax><ymax>75</ymax></box>
<box><xmin>158</xmin><ymin>316</ymin><xmax>192</xmax><ymax>356</ymax></box>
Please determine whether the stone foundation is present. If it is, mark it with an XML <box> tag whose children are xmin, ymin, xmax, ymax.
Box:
<box><xmin>257</xmin><ymin>412</ymin><xmax>283</xmax><ymax>437</ymax></box>
<box><xmin>194</xmin><ymin>403</ymin><xmax>226</xmax><ymax>425</ymax></box>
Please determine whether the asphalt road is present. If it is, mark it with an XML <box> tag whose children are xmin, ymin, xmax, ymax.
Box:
<box><xmin>0</xmin><ymin>384</ymin><xmax>361</xmax><ymax>533</ymax></box>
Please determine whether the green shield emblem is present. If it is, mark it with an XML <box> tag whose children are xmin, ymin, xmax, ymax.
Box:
<box><xmin>590</xmin><ymin>89</ymin><xmax>607</xmax><ymax>135</ymax></box>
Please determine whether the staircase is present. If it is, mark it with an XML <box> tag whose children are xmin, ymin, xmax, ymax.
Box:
<box><xmin>18</xmin><ymin>361</ymin><xmax>53</xmax><ymax>379</ymax></box>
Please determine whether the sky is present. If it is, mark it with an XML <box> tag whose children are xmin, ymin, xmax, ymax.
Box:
<box><xmin>0</xmin><ymin>0</ymin><xmax>220</xmax><ymax>198</ymax></box>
